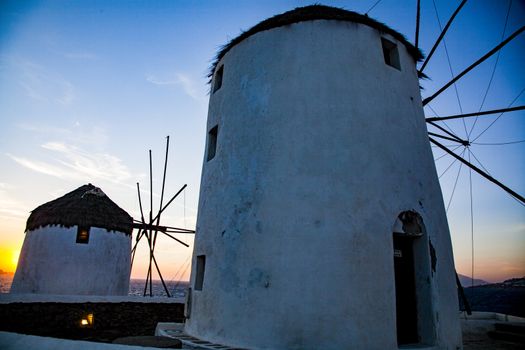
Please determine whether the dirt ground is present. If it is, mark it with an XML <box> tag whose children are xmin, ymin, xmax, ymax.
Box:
<box><xmin>461</xmin><ymin>319</ymin><xmax>524</xmax><ymax>350</ymax></box>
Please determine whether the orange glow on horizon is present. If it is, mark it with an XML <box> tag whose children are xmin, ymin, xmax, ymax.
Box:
<box><xmin>12</xmin><ymin>249</ymin><xmax>20</xmax><ymax>268</ymax></box>
<box><xmin>0</xmin><ymin>248</ymin><xmax>20</xmax><ymax>273</ymax></box>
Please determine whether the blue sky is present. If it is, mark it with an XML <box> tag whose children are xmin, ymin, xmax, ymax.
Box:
<box><xmin>0</xmin><ymin>0</ymin><xmax>523</xmax><ymax>282</ymax></box>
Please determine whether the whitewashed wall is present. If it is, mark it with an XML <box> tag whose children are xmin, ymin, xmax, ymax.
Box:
<box><xmin>185</xmin><ymin>19</ymin><xmax>462</xmax><ymax>350</ymax></box>
<box><xmin>11</xmin><ymin>226</ymin><xmax>131</xmax><ymax>295</ymax></box>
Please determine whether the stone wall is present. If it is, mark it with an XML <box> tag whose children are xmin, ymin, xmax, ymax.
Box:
<box><xmin>0</xmin><ymin>302</ymin><xmax>184</xmax><ymax>342</ymax></box>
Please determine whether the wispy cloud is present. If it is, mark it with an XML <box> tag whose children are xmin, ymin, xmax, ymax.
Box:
<box><xmin>7</xmin><ymin>142</ymin><xmax>133</xmax><ymax>187</ymax></box>
<box><xmin>0</xmin><ymin>183</ymin><xmax>28</xmax><ymax>219</ymax></box>
<box><xmin>19</xmin><ymin>82</ymin><xmax>48</xmax><ymax>102</ymax></box>
<box><xmin>7</xmin><ymin>154</ymin><xmax>66</xmax><ymax>178</ymax></box>
<box><xmin>56</xmin><ymin>81</ymin><xmax>75</xmax><ymax>105</ymax></box>
<box><xmin>16</xmin><ymin>123</ymin><xmax>109</xmax><ymax>149</ymax></box>
<box><xmin>1</xmin><ymin>56</ymin><xmax>77</xmax><ymax>106</ymax></box>
<box><xmin>146</xmin><ymin>72</ymin><xmax>205</xmax><ymax>102</ymax></box>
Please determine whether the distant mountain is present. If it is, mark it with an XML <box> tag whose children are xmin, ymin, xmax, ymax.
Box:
<box><xmin>500</xmin><ymin>277</ymin><xmax>525</xmax><ymax>288</ymax></box>
<box><xmin>462</xmin><ymin>277</ymin><xmax>525</xmax><ymax>317</ymax></box>
<box><xmin>458</xmin><ymin>273</ymin><xmax>489</xmax><ymax>287</ymax></box>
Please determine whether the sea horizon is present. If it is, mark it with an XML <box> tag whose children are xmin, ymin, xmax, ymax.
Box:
<box><xmin>0</xmin><ymin>274</ymin><xmax>189</xmax><ymax>297</ymax></box>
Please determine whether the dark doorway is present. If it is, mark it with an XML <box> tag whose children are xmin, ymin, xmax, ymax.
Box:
<box><xmin>394</xmin><ymin>235</ymin><xmax>418</xmax><ymax>345</ymax></box>
<box><xmin>392</xmin><ymin>210</ymin><xmax>435</xmax><ymax>346</ymax></box>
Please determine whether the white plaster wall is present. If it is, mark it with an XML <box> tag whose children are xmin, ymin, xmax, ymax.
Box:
<box><xmin>185</xmin><ymin>20</ymin><xmax>462</xmax><ymax>349</ymax></box>
<box><xmin>11</xmin><ymin>226</ymin><xmax>131</xmax><ymax>296</ymax></box>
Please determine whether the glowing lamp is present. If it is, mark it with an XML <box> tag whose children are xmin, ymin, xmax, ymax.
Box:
<box><xmin>79</xmin><ymin>313</ymin><xmax>94</xmax><ymax>327</ymax></box>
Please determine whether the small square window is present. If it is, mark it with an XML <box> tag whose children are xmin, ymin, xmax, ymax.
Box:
<box><xmin>195</xmin><ymin>255</ymin><xmax>206</xmax><ymax>291</ymax></box>
<box><xmin>207</xmin><ymin>125</ymin><xmax>218</xmax><ymax>161</ymax></box>
<box><xmin>76</xmin><ymin>226</ymin><xmax>90</xmax><ymax>244</ymax></box>
<box><xmin>213</xmin><ymin>65</ymin><xmax>223</xmax><ymax>93</ymax></box>
<box><xmin>381</xmin><ymin>38</ymin><xmax>401</xmax><ymax>70</ymax></box>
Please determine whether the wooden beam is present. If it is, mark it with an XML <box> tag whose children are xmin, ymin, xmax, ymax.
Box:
<box><xmin>153</xmin><ymin>136</ymin><xmax>170</xmax><ymax>249</ymax></box>
<box><xmin>415</xmin><ymin>0</ymin><xmax>421</xmax><ymax>51</ymax></box>
<box><xmin>430</xmin><ymin>137</ymin><xmax>525</xmax><ymax>203</ymax></box>
<box><xmin>152</xmin><ymin>253</ymin><xmax>171</xmax><ymax>297</ymax></box>
<box><xmin>426</xmin><ymin>105</ymin><xmax>525</xmax><ymax>122</ymax></box>
<box><xmin>427</xmin><ymin>121</ymin><xmax>468</xmax><ymax>144</ymax></box>
<box><xmin>423</xmin><ymin>25</ymin><xmax>525</xmax><ymax>106</ymax></box>
<box><xmin>419</xmin><ymin>0</ymin><xmax>467</xmax><ymax>74</ymax></box>
<box><xmin>162</xmin><ymin>231</ymin><xmax>190</xmax><ymax>247</ymax></box>
<box><xmin>428</xmin><ymin>132</ymin><xmax>469</xmax><ymax>146</ymax></box>
<box><xmin>153</xmin><ymin>184</ymin><xmax>188</xmax><ymax>222</ymax></box>
<box><xmin>132</xmin><ymin>222</ymin><xmax>167</xmax><ymax>232</ymax></box>
<box><xmin>132</xmin><ymin>222</ymin><xmax>195</xmax><ymax>233</ymax></box>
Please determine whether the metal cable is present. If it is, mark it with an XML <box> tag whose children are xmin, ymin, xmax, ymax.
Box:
<box><xmin>434</xmin><ymin>144</ymin><xmax>463</xmax><ymax>161</ymax></box>
<box><xmin>432</xmin><ymin>0</ymin><xmax>467</xmax><ymax>137</ymax></box>
<box><xmin>365</xmin><ymin>0</ymin><xmax>383</xmax><ymax>14</ymax></box>
<box><xmin>467</xmin><ymin>149</ymin><xmax>474</xmax><ymax>289</ymax></box>
<box><xmin>427</xmin><ymin>103</ymin><xmax>456</xmax><ymax>135</ymax></box>
<box><xmin>468</xmin><ymin>148</ymin><xmax>491</xmax><ymax>175</ymax></box>
<box><xmin>172</xmin><ymin>258</ymin><xmax>192</xmax><ymax>292</ymax></box>
<box><xmin>439</xmin><ymin>148</ymin><xmax>462</xmax><ymax>178</ymax></box>
<box><xmin>472</xmin><ymin>87</ymin><xmax>525</xmax><ymax>142</ymax></box>
<box><xmin>472</xmin><ymin>140</ymin><xmax>525</xmax><ymax>146</ymax></box>
<box><xmin>469</xmin><ymin>147</ymin><xmax>525</xmax><ymax>207</ymax></box>
<box><xmin>469</xmin><ymin>0</ymin><xmax>512</xmax><ymax>138</ymax></box>
<box><xmin>445</xmin><ymin>148</ymin><xmax>467</xmax><ymax>212</ymax></box>
<box><xmin>169</xmin><ymin>254</ymin><xmax>192</xmax><ymax>284</ymax></box>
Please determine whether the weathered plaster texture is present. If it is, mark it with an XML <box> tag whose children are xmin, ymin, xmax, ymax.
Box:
<box><xmin>186</xmin><ymin>20</ymin><xmax>462</xmax><ymax>350</ymax></box>
<box><xmin>11</xmin><ymin>226</ymin><xmax>131</xmax><ymax>295</ymax></box>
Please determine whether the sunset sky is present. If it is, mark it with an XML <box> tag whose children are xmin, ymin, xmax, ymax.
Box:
<box><xmin>0</xmin><ymin>0</ymin><xmax>523</xmax><ymax>283</ymax></box>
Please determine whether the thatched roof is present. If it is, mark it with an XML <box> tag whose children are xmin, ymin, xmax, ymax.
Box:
<box><xmin>25</xmin><ymin>184</ymin><xmax>133</xmax><ymax>234</ymax></box>
<box><xmin>209</xmin><ymin>4</ymin><xmax>423</xmax><ymax>80</ymax></box>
